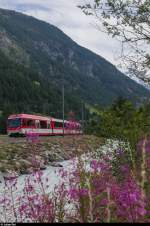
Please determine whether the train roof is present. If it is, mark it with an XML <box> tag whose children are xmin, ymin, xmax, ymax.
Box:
<box><xmin>8</xmin><ymin>114</ymin><xmax>81</xmax><ymax>125</ymax></box>
<box><xmin>8</xmin><ymin>114</ymin><xmax>51</xmax><ymax>121</ymax></box>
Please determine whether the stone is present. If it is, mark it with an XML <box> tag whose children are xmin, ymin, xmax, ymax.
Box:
<box><xmin>50</xmin><ymin>162</ymin><xmax>63</xmax><ymax>167</ymax></box>
<box><xmin>40</xmin><ymin>166</ymin><xmax>47</xmax><ymax>170</ymax></box>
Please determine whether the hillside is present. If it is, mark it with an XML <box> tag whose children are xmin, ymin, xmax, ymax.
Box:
<box><xmin>0</xmin><ymin>8</ymin><xmax>150</xmax><ymax>132</ymax></box>
<box><xmin>0</xmin><ymin>49</ymin><xmax>82</xmax><ymax>132</ymax></box>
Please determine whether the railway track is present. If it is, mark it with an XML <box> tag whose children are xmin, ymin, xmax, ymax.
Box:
<box><xmin>0</xmin><ymin>135</ymin><xmax>67</xmax><ymax>144</ymax></box>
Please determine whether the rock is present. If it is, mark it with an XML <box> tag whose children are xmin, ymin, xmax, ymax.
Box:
<box><xmin>54</xmin><ymin>153</ymin><xmax>64</xmax><ymax>161</ymax></box>
<box><xmin>20</xmin><ymin>168</ymin><xmax>32</xmax><ymax>175</ymax></box>
<box><xmin>50</xmin><ymin>162</ymin><xmax>63</xmax><ymax>167</ymax></box>
<box><xmin>19</xmin><ymin>159</ymin><xmax>31</xmax><ymax>166</ymax></box>
<box><xmin>1</xmin><ymin>159</ymin><xmax>9</xmax><ymax>164</ymax></box>
<box><xmin>48</xmin><ymin>155</ymin><xmax>55</xmax><ymax>162</ymax></box>
<box><xmin>44</xmin><ymin>151</ymin><xmax>55</xmax><ymax>162</ymax></box>
<box><xmin>3</xmin><ymin>171</ymin><xmax>19</xmax><ymax>180</ymax></box>
<box><xmin>14</xmin><ymin>161</ymin><xmax>22</xmax><ymax>168</ymax></box>
<box><xmin>40</xmin><ymin>166</ymin><xmax>47</xmax><ymax>170</ymax></box>
<box><xmin>63</xmin><ymin>155</ymin><xmax>70</xmax><ymax>160</ymax></box>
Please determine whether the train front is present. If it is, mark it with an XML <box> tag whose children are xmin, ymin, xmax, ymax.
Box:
<box><xmin>7</xmin><ymin>115</ymin><xmax>22</xmax><ymax>136</ymax></box>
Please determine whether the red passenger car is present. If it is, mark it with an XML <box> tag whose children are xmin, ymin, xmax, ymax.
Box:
<box><xmin>7</xmin><ymin>114</ymin><xmax>82</xmax><ymax>136</ymax></box>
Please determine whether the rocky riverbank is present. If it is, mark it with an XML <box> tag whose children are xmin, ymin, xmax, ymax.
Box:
<box><xmin>0</xmin><ymin>135</ymin><xmax>104</xmax><ymax>174</ymax></box>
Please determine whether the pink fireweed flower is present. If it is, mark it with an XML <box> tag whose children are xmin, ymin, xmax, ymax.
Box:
<box><xmin>90</xmin><ymin>159</ymin><xmax>110</xmax><ymax>172</ymax></box>
<box><xmin>24</xmin><ymin>183</ymin><xmax>34</xmax><ymax>193</ymax></box>
<box><xmin>90</xmin><ymin>160</ymin><xmax>99</xmax><ymax>171</ymax></box>
<box><xmin>120</xmin><ymin>164</ymin><xmax>130</xmax><ymax>175</ymax></box>
<box><xmin>67</xmin><ymin>187</ymin><xmax>88</xmax><ymax>200</ymax></box>
<box><xmin>78</xmin><ymin>188</ymin><xmax>88</xmax><ymax>197</ymax></box>
<box><xmin>67</xmin><ymin>188</ymin><xmax>78</xmax><ymax>200</ymax></box>
<box><xmin>111</xmin><ymin>177</ymin><xmax>147</xmax><ymax>222</ymax></box>
<box><xmin>0</xmin><ymin>197</ymin><xmax>11</xmax><ymax>206</ymax></box>
<box><xmin>4</xmin><ymin>173</ymin><xmax>18</xmax><ymax>188</ymax></box>
<box><xmin>58</xmin><ymin>168</ymin><xmax>68</xmax><ymax>179</ymax></box>
<box><xmin>32</xmin><ymin>170</ymin><xmax>43</xmax><ymax>182</ymax></box>
<box><xmin>100</xmin><ymin>198</ymin><xmax>108</xmax><ymax>206</ymax></box>
<box><xmin>26</xmin><ymin>131</ymin><xmax>39</xmax><ymax>143</ymax></box>
<box><xmin>18</xmin><ymin>193</ymin><xmax>55</xmax><ymax>222</ymax></box>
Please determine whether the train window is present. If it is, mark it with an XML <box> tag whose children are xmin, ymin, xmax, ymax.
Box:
<box><xmin>26</xmin><ymin>119</ymin><xmax>35</xmax><ymax>127</ymax></box>
<box><xmin>22</xmin><ymin>119</ymin><xmax>27</xmax><ymax>126</ymax></box>
<box><xmin>40</xmin><ymin>120</ymin><xmax>47</xmax><ymax>129</ymax></box>
<box><xmin>59</xmin><ymin>122</ymin><xmax>63</xmax><ymax>128</ymax></box>
<box><xmin>54</xmin><ymin>122</ymin><xmax>63</xmax><ymax>128</ymax></box>
<box><xmin>8</xmin><ymin>118</ymin><xmax>21</xmax><ymax>128</ymax></box>
<box><xmin>54</xmin><ymin>122</ymin><xmax>59</xmax><ymax>128</ymax></box>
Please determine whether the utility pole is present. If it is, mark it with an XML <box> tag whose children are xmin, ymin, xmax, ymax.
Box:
<box><xmin>62</xmin><ymin>81</ymin><xmax>65</xmax><ymax>137</ymax></box>
<box><xmin>82</xmin><ymin>101</ymin><xmax>84</xmax><ymax>134</ymax></box>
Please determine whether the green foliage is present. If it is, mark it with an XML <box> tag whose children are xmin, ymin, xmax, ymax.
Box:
<box><xmin>86</xmin><ymin>97</ymin><xmax>150</xmax><ymax>149</ymax></box>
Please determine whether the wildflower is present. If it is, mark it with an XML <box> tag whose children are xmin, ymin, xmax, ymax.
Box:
<box><xmin>120</xmin><ymin>165</ymin><xmax>130</xmax><ymax>174</ymax></box>
<box><xmin>67</xmin><ymin>188</ymin><xmax>78</xmax><ymax>200</ymax></box>
<box><xmin>26</xmin><ymin>131</ymin><xmax>39</xmax><ymax>143</ymax></box>
<box><xmin>90</xmin><ymin>160</ymin><xmax>99</xmax><ymax>171</ymax></box>
<box><xmin>4</xmin><ymin>173</ymin><xmax>17</xmax><ymax>188</ymax></box>
<box><xmin>33</xmin><ymin>170</ymin><xmax>43</xmax><ymax>182</ymax></box>
<box><xmin>78</xmin><ymin>188</ymin><xmax>88</xmax><ymax>197</ymax></box>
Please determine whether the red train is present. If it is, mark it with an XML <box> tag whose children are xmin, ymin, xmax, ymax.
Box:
<box><xmin>7</xmin><ymin>114</ymin><xmax>82</xmax><ymax>137</ymax></box>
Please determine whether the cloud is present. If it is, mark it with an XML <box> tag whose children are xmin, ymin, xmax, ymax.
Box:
<box><xmin>0</xmin><ymin>0</ymin><xmax>120</xmax><ymax>66</ymax></box>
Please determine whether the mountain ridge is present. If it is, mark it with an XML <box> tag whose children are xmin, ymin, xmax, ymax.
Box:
<box><xmin>0</xmin><ymin>7</ymin><xmax>150</xmax><ymax>112</ymax></box>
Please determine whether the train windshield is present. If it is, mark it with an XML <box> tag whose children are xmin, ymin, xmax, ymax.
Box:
<box><xmin>7</xmin><ymin>118</ymin><xmax>21</xmax><ymax>128</ymax></box>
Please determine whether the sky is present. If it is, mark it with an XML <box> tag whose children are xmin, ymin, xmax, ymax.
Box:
<box><xmin>0</xmin><ymin>0</ymin><xmax>121</xmax><ymax>67</ymax></box>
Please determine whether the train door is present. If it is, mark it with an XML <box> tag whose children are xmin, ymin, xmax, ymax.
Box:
<box><xmin>35</xmin><ymin>120</ymin><xmax>40</xmax><ymax>130</ymax></box>
<box><xmin>47</xmin><ymin>120</ymin><xmax>51</xmax><ymax>135</ymax></box>
<box><xmin>50</xmin><ymin>119</ymin><xmax>54</xmax><ymax>134</ymax></box>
